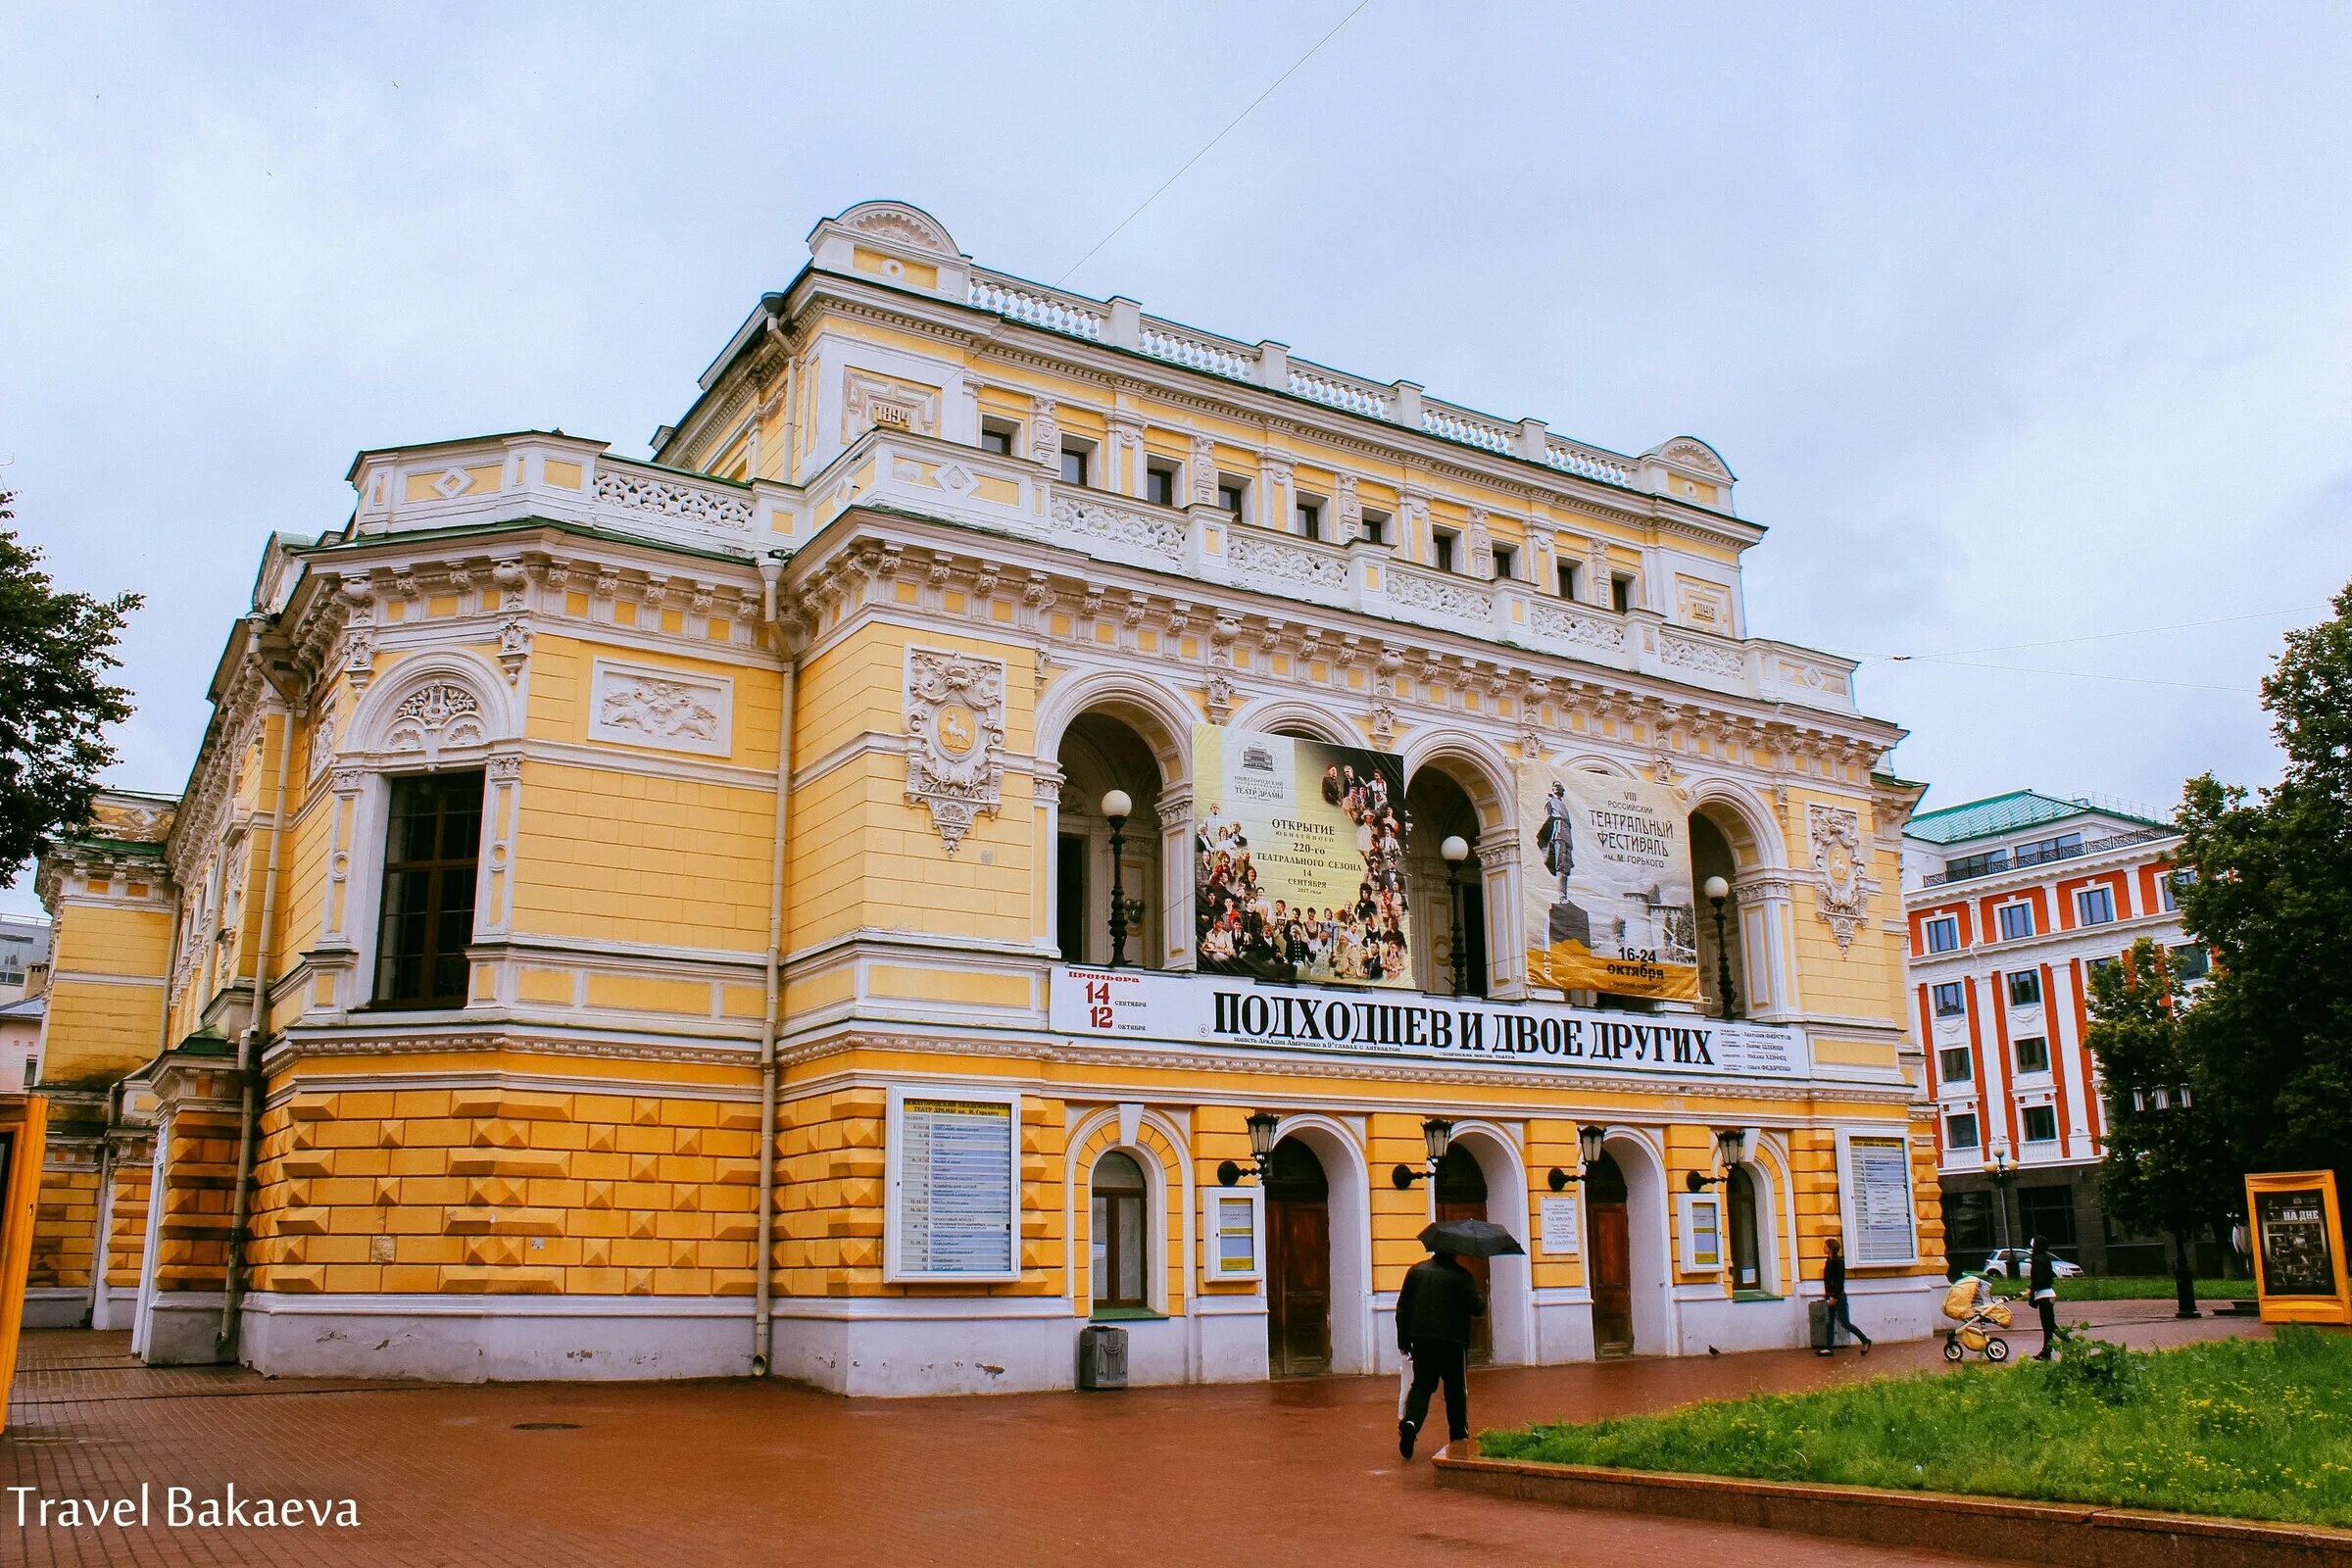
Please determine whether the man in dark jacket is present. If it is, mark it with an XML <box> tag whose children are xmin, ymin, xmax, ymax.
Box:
<box><xmin>2027</xmin><ymin>1236</ymin><xmax>2060</xmax><ymax>1359</ymax></box>
<box><xmin>1395</xmin><ymin>1250</ymin><xmax>1485</xmax><ymax>1459</ymax></box>
<box><xmin>1816</xmin><ymin>1236</ymin><xmax>1872</xmax><ymax>1355</ymax></box>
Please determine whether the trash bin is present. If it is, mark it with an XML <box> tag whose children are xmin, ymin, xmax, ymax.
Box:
<box><xmin>1808</xmin><ymin>1298</ymin><xmax>1834</xmax><ymax>1351</ymax></box>
<box><xmin>1077</xmin><ymin>1323</ymin><xmax>1129</xmax><ymax>1390</ymax></box>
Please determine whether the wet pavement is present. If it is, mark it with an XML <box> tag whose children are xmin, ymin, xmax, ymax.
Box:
<box><xmin>2</xmin><ymin>1300</ymin><xmax>2264</xmax><ymax>1566</ymax></box>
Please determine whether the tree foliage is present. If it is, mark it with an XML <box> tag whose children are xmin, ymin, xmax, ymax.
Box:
<box><xmin>2171</xmin><ymin>578</ymin><xmax>2352</xmax><ymax>1192</ymax></box>
<box><xmin>0</xmin><ymin>491</ymin><xmax>141</xmax><ymax>884</ymax></box>
<box><xmin>2086</xmin><ymin>939</ymin><xmax>2236</xmax><ymax>1237</ymax></box>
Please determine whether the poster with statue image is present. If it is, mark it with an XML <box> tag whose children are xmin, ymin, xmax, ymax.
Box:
<box><xmin>1519</xmin><ymin>762</ymin><xmax>1699</xmax><ymax>1001</ymax></box>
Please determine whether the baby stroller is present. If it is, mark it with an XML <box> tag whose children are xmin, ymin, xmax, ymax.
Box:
<box><xmin>1940</xmin><ymin>1274</ymin><xmax>2013</xmax><ymax>1362</ymax></box>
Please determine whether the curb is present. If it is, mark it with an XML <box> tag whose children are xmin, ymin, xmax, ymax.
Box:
<box><xmin>1431</xmin><ymin>1442</ymin><xmax>2352</xmax><ymax>1568</ymax></box>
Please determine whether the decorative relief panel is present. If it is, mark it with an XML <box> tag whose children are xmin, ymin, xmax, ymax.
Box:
<box><xmin>905</xmin><ymin>647</ymin><xmax>1007</xmax><ymax>856</ymax></box>
<box><xmin>593</xmin><ymin>468</ymin><xmax>755</xmax><ymax>537</ymax></box>
<box><xmin>588</xmin><ymin>659</ymin><xmax>734</xmax><ymax>758</ymax></box>
<box><xmin>1675</xmin><ymin>575</ymin><xmax>1733</xmax><ymax>633</ymax></box>
<box><xmin>1227</xmin><ymin>533</ymin><xmax>1348</xmax><ymax>594</ymax></box>
<box><xmin>386</xmin><ymin>683</ymin><xmax>487</xmax><ymax>758</ymax></box>
<box><xmin>1658</xmin><ymin>629</ymin><xmax>1745</xmax><ymax>679</ymax></box>
<box><xmin>842</xmin><ymin>368</ymin><xmax>942</xmax><ymax>441</ymax></box>
<box><xmin>1530</xmin><ymin>602</ymin><xmax>1627</xmax><ymax>650</ymax></box>
<box><xmin>1388</xmin><ymin>566</ymin><xmax>1494</xmax><ymax>622</ymax></box>
<box><xmin>1049</xmin><ymin>494</ymin><xmax>1185</xmax><ymax>562</ymax></box>
<box><xmin>1807</xmin><ymin>802</ymin><xmax>1869</xmax><ymax>953</ymax></box>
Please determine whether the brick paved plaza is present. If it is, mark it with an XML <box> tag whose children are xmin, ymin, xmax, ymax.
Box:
<box><xmin>1</xmin><ymin>1304</ymin><xmax>2260</xmax><ymax>1567</ymax></box>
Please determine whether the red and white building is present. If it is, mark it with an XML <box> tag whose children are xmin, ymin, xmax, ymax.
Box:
<box><xmin>1902</xmin><ymin>791</ymin><xmax>2204</xmax><ymax>1275</ymax></box>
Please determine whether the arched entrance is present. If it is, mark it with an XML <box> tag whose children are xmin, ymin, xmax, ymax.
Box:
<box><xmin>1054</xmin><ymin>711</ymin><xmax>1172</xmax><ymax>968</ymax></box>
<box><xmin>1587</xmin><ymin>1152</ymin><xmax>1634</xmax><ymax>1356</ymax></box>
<box><xmin>1727</xmin><ymin>1163</ymin><xmax>1762</xmax><ymax>1294</ymax></box>
<box><xmin>1403</xmin><ymin>767</ymin><xmax>1488</xmax><ymax>995</ymax></box>
<box><xmin>1433</xmin><ymin>1147</ymin><xmax>1494</xmax><ymax>1364</ymax></box>
<box><xmin>1265</xmin><ymin>1137</ymin><xmax>1331</xmax><ymax>1377</ymax></box>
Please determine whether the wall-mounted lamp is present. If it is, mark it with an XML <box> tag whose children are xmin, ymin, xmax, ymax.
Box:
<box><xmin>1215</xmin><ymin>1110</ymin><xmax>1284</xmax><ymax>1187</ymax></box>
<box><xmin>1545</xmin><ymin>1123</ymin><xmax>1608</xmax><ymax>1190</ymax></box>
<box><xmin>1686</xmin><ymin>1127</ymin><xmax>1749</xmax><ymax>1192</ymax></box>
<box><xmin>1390</xmin><ymin>1116</ymin><xmax>1456</xmax><ymax>1190</ymax></box>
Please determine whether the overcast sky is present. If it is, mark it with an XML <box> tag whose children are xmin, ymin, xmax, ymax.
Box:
<box><xmin>4</xmin><ymin>2</ymin><xmax>2348</xmax><ymax>916</ymax></box>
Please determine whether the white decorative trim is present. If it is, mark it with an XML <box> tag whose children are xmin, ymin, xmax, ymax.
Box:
<box><xmin>1808</xmin><ymin>802</ymin><xmax>1868</xmax><ymax>953</ymax></box>
<box><xmin>588</xmin><ymin>659</ymin><xmax>734</xmax><ymax>758</ymax></box>
<box><xmin>904</xmin><ymin>645</ymin><xmax>1006</xmax><ymax>855</ymax></box>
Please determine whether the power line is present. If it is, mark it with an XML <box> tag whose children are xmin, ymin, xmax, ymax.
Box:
<box><xmin>1054</xmin><ymin>0</ymin><xmax>1377</xmax><ymax>288</ymax></box>
<box><xmin>1864</xmin><ymin>605</ymin><xmax>2322</xmax><ymax>664</ymax></box>
<box><xmin>1887</xmin><ymin>655</ymin><xmax>2257</xmax><ymax>696</ymax></box>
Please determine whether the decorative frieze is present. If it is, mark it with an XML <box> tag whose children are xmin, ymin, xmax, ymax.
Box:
<box><xmin>588</xmin><ymin>660</ymin><xmax>733</xmax><ymax>758</ymax></box>
<box><xmin>904</xmin><ymin>646</ymin><xmax>1007</xmax><ymax>855</ymax></box>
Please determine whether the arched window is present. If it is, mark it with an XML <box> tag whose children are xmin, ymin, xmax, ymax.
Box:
<box><xmin>1727</xmin><ymin>1163</ymin><xmax>1762</xmax><ymax>1292</ymax></box>
<box><xmin>1090</xmin><ymin>1151</ymin><xmax>1150</xmax><ymax>1311</ymax></box>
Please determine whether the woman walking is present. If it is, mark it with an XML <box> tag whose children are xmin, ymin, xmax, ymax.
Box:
<box><xmin>1816</xmin><ymin>1236</ymin><xmax>1872</xmax><ymax>1355</ymax></box>
<box><xmin>2028</xmin><ymin>1235</ymin><xmax>2061</xmax><ymax>1359</ymax></box>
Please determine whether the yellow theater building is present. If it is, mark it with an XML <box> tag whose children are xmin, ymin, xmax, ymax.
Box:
<box><xmin>25</xmin><ymin>202</ymin><xmax>1940</xmax><ymax>1392</ymax></box>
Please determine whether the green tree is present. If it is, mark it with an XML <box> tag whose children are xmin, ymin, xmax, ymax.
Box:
<box><xmin>2173</xmin><ymin>578</ymin><xmax>2352</xmax><ymax>1234</ymax></box>
<box><xmin>0</xmin><ymin>490</ymin><xmax>141</xmax><ymax>883</ymax></box>
<box><xmin>2087</xmin><ymin>938</ymin><xmax>2237</xmax><ymax>1306</ymax></box>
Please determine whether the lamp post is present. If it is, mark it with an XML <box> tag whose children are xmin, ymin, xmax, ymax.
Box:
<box><xmin>1703</xmin><ymin>874</ymin><xmax>1739</xmax><ymax>1020</ymax></box>
<box><xmin>1441</xmin><ymin>835</ymin><xmax>1471</xmax><ymax>997</ymax></box>
<box><xmin>1216</xmin><ymin>1110</ymin><xmax>1285</xmax><ymax>1187</ymax></box>
<box><xmin>1686</xmin><ymin>1126</ymin><xmax>1748</xmax><ymax>1192</ymax></box>
<box><xmin>2159</xmin><ymin>1083</ymin><xmax>2202</xmax><ymax>1320</ymax></box>
<box><xmin>1546</xmin><ymin>1123</ymin><xmax>1607</xmax><ymax>1191</ymax></box>
<box><xmin>1392</xmin><ymin>1115</ymin><xmax>1456</xmax><ymax>1190</ymax></box>
<box><xmin>1101</xmin><ymin>789</ymin><xmax>1133</xmax><ymax>968</ymax></box>
<box><xmin>1986</xmin><ymin>1143</ymin><xmax>2016</xmax><ymax>1262</ymax></box>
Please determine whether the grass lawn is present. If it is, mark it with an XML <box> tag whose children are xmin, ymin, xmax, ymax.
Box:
<box><xmin>1981</xmin><ymin>1276</ymin><xmax>2254</xmax><ymax>1302</ymax></box>
<box><xmin>1480</xmin><ymin>1327</ymin><xmax>2352</xmax><ymax>1529</ymax></box>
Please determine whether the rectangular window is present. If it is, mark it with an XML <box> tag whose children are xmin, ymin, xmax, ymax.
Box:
<box><xmin>1556</xmin><ymin>560</ymin><xmax>1582</xmax><ymax>600</ymax></box>
<box><xmin>1611</xmin><ymin>573</ymin><xmax>1636</xmax><ymax>613</ymax></box>
<box><xmin>2014</xmin><ymin>1035</ymin><xmax>2050</xmax><ymax>1074</ymax></box>
<box><xmin>1996</xmin><ymin>903</ymin><xmax>2035</xmax><ymax>941</ymax></box>
<box><xmin>2017</xmin><ymin>1183</ymin><xmax>2077</xmax><ymax>1251</ymax></box>
<box><xmin>2022</xmin><ymin>1105</ymin><xmax>2060</xmax><ymax>1144</ymax></box>
<box><xmin>1938</xmin><ymin>1046</ymin><xmax>1973</xmax><ymax>1083</ymax></box>
<box><xmin>1932</xmin><ymin>980</ymin><xmax>1965</xmax><ymax>1017</ymax></box>
<box><xmin>1217</xmin><ymin>480</ymin><xmax>1247</xmax><ymax>517</ymax></box>
<box><xmin>1145</xmin><ymin>463</ymin><xmax>1177</xmax><ymax>508</ymax></box>
<box><xmin>2172</xmin><ymin>943</ymin><xmax>2211</xmax><ymax>981</ymax></box>
<box><xmin>372</xmin><ymin>771</ymin><xmax>484</xmax><ymax>1007</ymax></box>
<box><xmin>1295</xmin><ymin>499</ymin><xmax>1322</xmax><ymax>540</ymax></box>
<box><xmin>979</xmin><ymin>420</ymin><xmax>1017</xmax><ymax>456</ymax></box>
<box><xmin>1058</xmin><ymin>444</ymin><xmax>1090</xmax><ymax>487</ymax></box>
<box><xmin>1943</xmin><ymin>849</ymin><xmax>2010</xmax><ymax>881</ymax></box>
<box><xmin>2076</xmin><ymin>885</ymin><xmax>2117</xmax><ymax>925</ymax></box>
<box><xmin>1432</xmin><ymin>528</ymin><xmax>1459</xmax><ymax>574</ymax></box>
<box><xmin>1944</xmin><ymin>1112</ymin><xmax>1980</xmax><ymax>1150</ymax></box>
<box><xmin>2088</xmin><ymin>955</ymin><xmax>2120</xmax><ymax>978</ymax></box>
<box><xmin>1491</xmin><ymin>542</ymin><xmax>1517</xmax><ymax>581</ymax></box>
<box><xmin>1359</xmin><ymin>510</ymin><xmax>1390</xmax><ymax>547</ymax></box>
<box><xmin>2006</xmin><ymin>969</ymin><xmax>2042</xmax><ymax>1008</ymax></box>
<box><xmin>21</xmin><ymin>1054</ymin><xmax>36</xmax><ymax>1089</ymax></box>
<box><xmin>1925</xmin><ymin>916</ymin><xmax>1959</xmax><ymax>954</ymax></box>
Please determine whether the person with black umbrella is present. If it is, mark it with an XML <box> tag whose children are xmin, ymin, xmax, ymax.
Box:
<box><xmin>1396</xmin><ymin>1218</ymin><xmax>1514</xmax><ymax>1460</ymax></box>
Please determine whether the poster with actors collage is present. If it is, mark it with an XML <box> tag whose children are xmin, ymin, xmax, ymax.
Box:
<box><xmin>1518</xmin><ymin>762</ymin><xmax>1700</xmax><ymax>1001</ymax></box>
<box><xmin>1194</xmin><ymin>724</ymin><xmax>1414</xmax><ymax>990</ymax></box>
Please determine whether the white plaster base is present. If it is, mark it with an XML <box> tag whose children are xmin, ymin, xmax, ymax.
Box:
<box><xmin>23</xmin><ymin>1287</ymin><xmax>90</xmax><ymax>1329</ymax></box>
<box><xmin>236</xmin><ymin>1294</ymin><xmax>755</xmax><ymax>1382</ymax></box>
<box><xmin>140</xmin><ymin>1292</ymin><xmax>230</xmax><ymax>1365</ymax></box>
<box><xmin>766</xmin><ymin>1302</ymin><xmax>1078</xmax><ymax>1396</ymax></box>
<box><xmin>1671</xmin><ymin>1292</ymin><xmax>1808</xmax><ymax>1354</ymax></box>
<box><xmin>1844</xmin><ymin>1274</ymin><xmax>1941</xmax><ymax>1345</ymax></box>
<box><xmin>1531</xmin><ymin>1290</ymin><xmax>1597</xmax><ymax>1364</ymax></box>
<box><xmin>88</xmin><ymin>1284</ymin><xmax>139</xmax><ymax>1331</ymax></box>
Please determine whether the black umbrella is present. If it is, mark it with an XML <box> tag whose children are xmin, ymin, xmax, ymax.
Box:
<box><xmin>1417</xmin><ymin>1219</ymin><xmax>1525</xmax><ymax>1258</ymax></box>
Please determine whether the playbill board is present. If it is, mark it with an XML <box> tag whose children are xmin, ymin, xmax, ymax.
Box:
<box><xmin>1519</xmin><ymin>764</ymin><xmax>1699</xmax><ymax>1001</ymax></box>
<box><xmin>1193</xmin><ymin>724</ymin><xmax>1414</xmax><ymax>990</ymax></box>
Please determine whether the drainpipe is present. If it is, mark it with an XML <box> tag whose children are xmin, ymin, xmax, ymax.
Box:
<box><xmin>752</xmin><ymin>552</ymin><xmax>796</xmax><ymax>1377</ymax></box>
<box><xmin>89</xmin><ymin>897</ymin><xmax>178</xmax><ymax>1330</ymax></box>
<box><xmin>219</xmin><ymin>689</ymin><xmax>295</xmax><ymax>1357</ymax></box>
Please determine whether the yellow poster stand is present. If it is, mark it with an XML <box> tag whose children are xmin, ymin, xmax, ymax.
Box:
<box><xmin>2246</xmin><ymin>1170</ymin><xmax>2352</xmax><ymax>1327</ymax></box>
<box><xmin>0</xmin><ymin>1095</ymin><xmax>50</xmax><ymax>1431</ymax></box>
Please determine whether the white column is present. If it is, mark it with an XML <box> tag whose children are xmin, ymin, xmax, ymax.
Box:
<box><xmin>1159</xmin><ymin>785</ymin><xmax>1194</xmax><ymax>971</ymax></box>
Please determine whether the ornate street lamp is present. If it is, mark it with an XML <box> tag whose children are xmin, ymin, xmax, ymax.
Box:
<box><xmin>1703</xmin><ymin>874</ymin><xmax>1739</xmax><ymax>1020</ymax></box>
<box><xmin>1101</xmin><ymin>789</ymin><xmax>1134</xmax><ymax>968</ymax></box>
<box><xmin>1986</xmin><ymin>1142</ymin><xmax>2016</xmax><ymax>1261</ymax></box>
<box><xmin>1547</xmin><ymin>1122</ymin><xmax>1608</xmax><ymax>1190</ymax></box>
<box><xmin>1441</xmin><ymin>835</ymin><xmax>1472</xmax><ymax>997</ymax></box>
<box><xmin>1392</xmin><ymin>1116</ymin><xmax>1456</xmax><ymax>1190</ymax></box>
<box><xmin>1216</xmin><ymin>1110</ymin><xmax>1285</xmax><ymax>1187</ymax></box>
<box><xmin>1687</xmin><ymin>1126</ymin><xmax>1749</xmax><ymax>1192</ymax></box>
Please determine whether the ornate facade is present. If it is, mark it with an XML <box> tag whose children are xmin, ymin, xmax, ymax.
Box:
<box><xmin>27</xmin><ymin>202</ymin><xmax>1941</xmax><ymax>1390</ymax></box>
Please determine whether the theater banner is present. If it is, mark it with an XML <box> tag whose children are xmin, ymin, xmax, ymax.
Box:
<box><xmin>1519</xmin><ymin>763</ymin><xmax>1699</xmax><ymax>1001</ymax></box>
<box><xmin>1193</xmin><ymin>723</ymin><xmax>1414</xmax><ymax>990</ymax></box>
<box><xmin>1053</xmin><ymin>965</ymin><xmax>1807</xmax><ymax>1081</ymax></box>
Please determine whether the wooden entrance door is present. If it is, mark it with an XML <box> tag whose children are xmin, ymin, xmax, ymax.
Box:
<box><xmin>1265</xmin><ymin>1138</ymin><xmax>1332</xmax><ymax>1377</ymax></box>
<box><xmin>1433</xmin><ymin>1146</ymin><xmax>1494</xmax><ymax>1365</ymax></box>
<box><xmin>1587</xmin><ymin>1152</ymin><xmax>1634</xmax><ymax>1356</ymax></box>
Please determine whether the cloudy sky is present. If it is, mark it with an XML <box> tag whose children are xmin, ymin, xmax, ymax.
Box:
<box><xmin>3</xmin><ymin>2</ymin><xmax>2347</xmax><ymax>914</ymax></box>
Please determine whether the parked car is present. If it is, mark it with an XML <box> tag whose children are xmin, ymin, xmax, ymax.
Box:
<box><xmin>1981</xmin><ymin>1248</ymin><xmax>2082</xmax><ymax>1279</ymax></box>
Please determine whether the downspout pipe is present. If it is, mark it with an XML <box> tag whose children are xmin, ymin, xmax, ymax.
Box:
<box><xmin>219</xmin><ymin>685</ymin><xmax>296</xmax><ymax>1357</ymax></box>
<box><xmin>752</xmin><ymin>552</ymin><xmax>796</xmax><ymax>1377</ymax></box>
<box><xmin>89</xmin><ymin>897</ymin><xmax>178</xmax><ymax>1329</ymax></box>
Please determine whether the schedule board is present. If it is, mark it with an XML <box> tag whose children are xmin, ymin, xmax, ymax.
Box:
<box><xmin>888</xmin><ymin>1091</ymin><xmax>1019</xmax><ymax>1282</ymax></box>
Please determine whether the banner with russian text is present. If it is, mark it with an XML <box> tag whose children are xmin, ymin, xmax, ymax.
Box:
<box><xmin>1193</xmin><ymin>723</ymin><xmax>1414</xmax><ymax>990</ymax></box>
<box><xmin>1519</xmin><ymin>764</ymin><xmax>1699</xmax><ymax>1001</ymax></box>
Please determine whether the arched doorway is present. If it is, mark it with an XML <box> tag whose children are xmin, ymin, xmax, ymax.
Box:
<box><xmin>1403</xmin><ymin>767</ymin><xmax>1487</xmax><ymax>995</ymax></box>
<box><xmin>1727</xmin><ymin>1163</ymin><xmax>1762</xmax><ymax>1294</ymax></box>
<box><xmin>1690</xmin><ymin>812</ymin><xmax>1742</xmax><ymax>1016</ymax></box>
<box><xmin>1433</xmin><ymin>1147</ymin><xmax>1494</xmax><ymax>1364</ymax></box>
<box><xmin>1265</xmin><ymin>1137</ymin><xmax>1331</xmax><ymax>1377</ymax></box>
<box><xmin>1054</xmin><ymin>711</ymin><xmax>1170</xmax><ymax>968</ymax></box>
<box><xmin>1587</xmin><ymin>1152</ymin><xmax>1634</xmax><ymax>1356</ymax></box>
